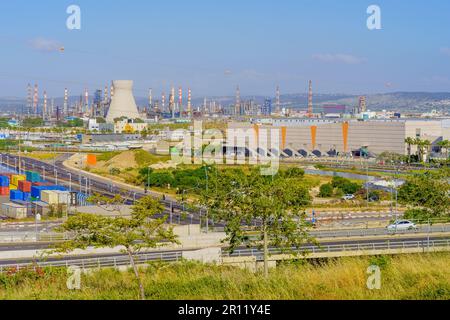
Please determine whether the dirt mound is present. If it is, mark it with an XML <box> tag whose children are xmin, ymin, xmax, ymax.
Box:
<box><xmin>102</xmin><ymin>151</ymin><xmax>138</xmax><ymax>170</ymax></box>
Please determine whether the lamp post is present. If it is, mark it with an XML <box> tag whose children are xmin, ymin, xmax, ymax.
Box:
<box><xmin>35</xmin><ymin>213</ymin><xmax>41</xmax><ymax>242</ymax></box>
<box><xmin>69</xmin><ymin>173</ymin><xmax>72</xmax><ymax>191</ymax></box>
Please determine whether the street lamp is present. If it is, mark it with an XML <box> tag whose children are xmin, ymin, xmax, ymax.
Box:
<box><xmin>35</xmin><ymin>213</ymin><xmax>41</xmax><ymax>242</ymax></box>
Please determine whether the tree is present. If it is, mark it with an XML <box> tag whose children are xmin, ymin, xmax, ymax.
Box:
<box><xmin>437</xmin><ymin>140</ymin><xmax>450</xmax><ymax>160</ymax></box>
<box><xmin>319</xmin><ymin>183</ymin><xmax>334</xmax><ymax>198</ymax></box>
<box><xmin>405</xmin><ymin>137</ymin><xmax>415</xmax><ymax>163</ymax></box>
<box><xmin>55</xmin><ymin>196</ymin><xmax>179</xmax><ymax>300</ymax></box>
<box><xmin>200</xmin><ymin>167</ymin><xmax>314</xmax><ymax>278</ymax></box>
<box><xmin>398</xmin><ymin>170</ymin><xmax>449</xmax><ymax>219</ymax></box>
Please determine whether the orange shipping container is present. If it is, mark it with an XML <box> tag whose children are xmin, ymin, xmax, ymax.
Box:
<box><xmin>87</xmin><ymin>154</ymin><xmax>97</xmax><ymax>166</ymax></box>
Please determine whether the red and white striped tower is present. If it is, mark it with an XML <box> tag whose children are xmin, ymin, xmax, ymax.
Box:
<box><xmin>178</xmin><ymin>87</ymin><xmax>183</xmax><ymax>115</ymax></box>
<box><xmin>276</xmin><ymin>85</ymin><xmax>281</xmax><ymax>113</ymax></box>
<box><xmin>33</xmin><ymin>84</ymin><xmax>39</xmax><ymax>115</ymax></box>
<box><xmin>27</xmin><ymin>84</ymin><xmax>32</xmax><ymax>113</ymax></box>
<box><xmin>308</xmin><ymin>80</ymin><xmax>313</xmax><ymax>118</ymax></box>
<box><xmin>187</xmin><ymin>88</ymin><xmax>192</xmax><ymax>117</ymax></box>
<box><xmin>161</xmin><ymin>92</ymin><xmax>166</xmax><ymax>112</ymax></box>
<box><xmin>104</xmin><ymin>86</ymin><xmax>108</xmax><ymax>103</ymax></box>
<box><xmin>64</xmin><ymin>88</ymin><xmax>69</xmax><ymax>115</ymax></box>
<box><xmin>43</xmin><ymin>90</ymin><xmax>47</xmax><ymax>118</ymax></box>
<box><xmin>84</xmin><ymin>88</ymin><xmax>89</xmax><ymax>114</ymax></box>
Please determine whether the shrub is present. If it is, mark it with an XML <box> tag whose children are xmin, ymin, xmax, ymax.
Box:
<box><xmin>319</xmin><ymin>183</ymin><xmax>334</xmax><ymax>198</ymax></box>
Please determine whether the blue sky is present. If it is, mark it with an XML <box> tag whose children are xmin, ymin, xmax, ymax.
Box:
<box><xmin>0</xmin><ymin>0</ymin><xmax>450</xmax><ymax>98</ymax></box>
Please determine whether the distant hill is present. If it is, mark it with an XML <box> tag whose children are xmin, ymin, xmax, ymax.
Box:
<box><xmin>1</xmin><ymin>92</ymin><xmax>450</xmax><ymax>114</ymax></box>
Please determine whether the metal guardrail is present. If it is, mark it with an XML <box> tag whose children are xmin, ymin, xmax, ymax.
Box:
<box><xmin>1</xmin><ymin>239</ymin><xmax>449</xmax><ymax>273</ymax></box>
<box><xmin>311</xmin><ymin>225</ymin><xmax>450</xmax><ymax>238</ymax></box>
<box><xmin>225</xmin><ymin>239</ymin><xmax>450</xmax><ymax>258</ymax></box>
<box><xmin>0</xmin><ymin>251</ymin><xmax>183</xmax><ymax>273</ymax></box>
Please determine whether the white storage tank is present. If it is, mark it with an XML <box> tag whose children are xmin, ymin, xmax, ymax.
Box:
<box><xmin>2</xmin><ymin>203</ymin><xmax>28</xmax><ymax>219</ymax></box>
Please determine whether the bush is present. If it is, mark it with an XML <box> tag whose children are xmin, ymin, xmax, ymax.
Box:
<box><xmin>319</xmin><ymin>183</ymin><xmax>334</xmax><ymax>198</ymax></box>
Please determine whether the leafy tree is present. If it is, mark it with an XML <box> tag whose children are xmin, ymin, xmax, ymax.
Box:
<box><xmin>280</xmin><ymin>167</ymin><xmax>305</xmax><ymax>179</ymax></box>
<box><xmin>331</xmin><ymin>176</ymin><xmax>361</xmax><ymax>195</ymax></box>
<box><xmin>55</xmin><ymin>196</ymin><xmax>179</xmax><ymax>300</ymax></box>
<box><xmin>319</xmin><ymin>183</ymin><xmax>334</xmax><ymax>198</ymax></box>
<box><xmin>398</xmin><ymin>170</ymin><xmax>449</xmax><ymax>219</ymax></box>
<box><xmin>200</xmin><ymin>167</ymin><xmax>314</xmax><ymax>278</ymax></box>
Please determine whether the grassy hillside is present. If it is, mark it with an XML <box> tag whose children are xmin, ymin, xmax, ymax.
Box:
<box><xmin>1</xmin><ymin>253</ymin><xmax>449</xmax><ymax>300</ymax></box>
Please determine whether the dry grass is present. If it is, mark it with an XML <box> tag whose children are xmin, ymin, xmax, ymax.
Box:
<box><xmin>0</xmin><ymin>253</ymin><xmax>448</xmax><ymax>300</ymax></box>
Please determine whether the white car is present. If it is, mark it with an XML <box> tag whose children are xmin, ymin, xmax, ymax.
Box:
<box><xmin>387</xmin><ymin>220</ymin><xmax>418</xmax><ymax>231</ymax></box>
<box><xmin>342</xmin><ymin>194</ymin><xmax>355</xmax><ymax>201</ymax></box>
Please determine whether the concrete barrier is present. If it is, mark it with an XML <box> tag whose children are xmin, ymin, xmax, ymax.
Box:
<box><xmin>182</xmin><ymin>247</ymin><xmax>222</xmax><ymax>264</ymax></box>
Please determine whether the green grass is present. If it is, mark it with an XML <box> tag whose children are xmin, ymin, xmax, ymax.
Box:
<box><xmin>133</xmin><ymin>150</ymin><xmax>170</xmax><ymax>166</ymax></box>
<box><xmin>1</xmin><ymin>253</ymin><xmax>449</xmax><ymax>300</ymax></box>
<box><xmin>96</xmin><ymin>151</ymin><xmax>122</xmax><ymax>162</ymax></box>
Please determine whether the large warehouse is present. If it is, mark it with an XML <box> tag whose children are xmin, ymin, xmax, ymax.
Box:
<box><xmin>228</xmin><ymin>119</ymin><xmax>450</xmax><ymax>157</ymax></box>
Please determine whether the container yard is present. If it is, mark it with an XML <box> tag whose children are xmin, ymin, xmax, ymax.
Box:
<box><xmin>0</xmin><ymin>169</ymin><xmax>87</xmax><ymax>220</ymax></box>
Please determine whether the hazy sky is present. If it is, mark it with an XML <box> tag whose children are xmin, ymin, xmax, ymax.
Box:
<box><xmin>1</xmin><ymin>0</ymin><xmax>450</xmax><ymax>98</ymax></box>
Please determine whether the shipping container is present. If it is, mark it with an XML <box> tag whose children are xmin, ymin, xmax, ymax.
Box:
<box><xmin>26</xmin><ymin>171</ymin><xmax>41</xmax><ymax>183</ymax></box>
<box><xmin>1</xmin><ymin>203</ymin><xmax>27</xmax><ymax>219</ymax></box>
<box><xmin>18</xmin><ymin>180</ymin><xmax>32</xmax><ymax>193</ymax></box>
<box><xmin>9</xmin><ymin>185</ymin><xmax>17</xmax><ymax>190</ymax></box>
<box><xmin>41</xmin><ymin>190</ymin><xmax>59</xmax><ymax>205</ymax></box>
<box><xmin>32</xmin><ymin>182</ymin><xmax>53</xmax><ymax>187</ymax></box>
<box><xmin>22</xmin><ymin>192</ymin><xmax>31</xmax><ymax>202</ymax></box>
<box><xmin>31</xmin><ymin>185</ymin><xmax>68</xmax><ymax>199</ymax></box>
<box><xmin>0</xmin><ymin>187</ymin><xmax>10</xmax><ymax>196</ymax></box>
<box><xmin>54</xmin><ymin>190</ymin><xmax>71</xmax><ymax>205</ymax></box>
<box><xmin>0</xmin><ymin>176</ymin><xmax>10</xmax><ymax>187</ymax></box>
<box><xmin>0</xmin><ymin>173</ymin><xmax>12</xmax><ymax>180</ymax></box>
<box><xmin>10</xmin><ymin>190</ymin><xmax>24</xmax><ymax>201</ymax></box>
<box><xmin>11</xmin><ymin>175</ymin><xmax>26</xmax><ymax>186</ymax></box>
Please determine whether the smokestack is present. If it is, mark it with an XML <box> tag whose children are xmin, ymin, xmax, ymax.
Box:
<box><xmin>187</xmin><ymin>88</ymin><xmax>192</xmax><ymax>117</ymax></box>
<box><xmin>43</xmin><ymin>91</ymin><xmax>47</xmax><ymax>118</ymax></box>
<box><xmin>64</xmin><ymin>88</ymin><xmax>69</xmax><ymax>115</ymax></box>
<box><xmin>235</xmin><ymin>85</ymin><xmax>241</xmax><ymax>115</ymax></box>
<box><xmin>308</xmin><ymin>80</ymin><xmax>313</xmax><ymax>118</ymax></box>
<box><xmin>33</xmin><ymin>84</ymin><xmax>39</xmax><ymax>115</ymax></box>
<box><xmin>276</xmin><ymin>85</ymin><xmax>281</xmax><ymax>113</ymax></box>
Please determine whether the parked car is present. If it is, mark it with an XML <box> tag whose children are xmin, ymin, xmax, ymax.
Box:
<box><xmin>342</xmin><ymin>194</ymin><xmax>355</xmax><ymax>201</ymax></box>
<box><xmin>387</xmin><ymin>220</ymin><xmax>418</xmax><ymax>231</ymax></box>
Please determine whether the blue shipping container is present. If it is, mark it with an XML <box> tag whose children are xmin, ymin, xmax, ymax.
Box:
<box><xmin>26</xmin><ymin>171</ymin><xmax>41</xmax><ymax>183</ymax></box>
<box><xmin>10</xmin><ymin>190</ymin><xmax>24</xmax><ymax>201</ymax></box>
<box><xmin>22</xmin><ymin>192</ymin><xmax>31</xmax><ymax>202</ymax></box>
<box><xmin>31</xmin><ymin>185</ymin><xmax>67</xmax><ymax>199</ymax></box>
<box><xmin>0</xmin><ymin>176</ymin><xmax>9</xmax><ymax>187</ymax></box>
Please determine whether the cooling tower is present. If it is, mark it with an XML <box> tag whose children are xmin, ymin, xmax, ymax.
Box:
<box><xmin>106</xmin><ymin>80</ymin><xmax>141</xmax><ymax>123</ymax></box>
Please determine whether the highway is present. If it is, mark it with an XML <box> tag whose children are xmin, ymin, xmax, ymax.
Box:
<box><xmin>0</xmin><ymin>235</ymin><xmax>448</xmax><ymax>270</ymax></box>
<box><xmin>0</xmin><ymin>153</ymin><xmax>402</xmax><ymax>229</ymax></box>
<box><xmin>0</xmin><ymin>153</ymin><xmax>206</xmax><ymax>226</ymax></box>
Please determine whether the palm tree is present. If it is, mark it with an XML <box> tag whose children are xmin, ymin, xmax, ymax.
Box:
<box><xmin>437</xmin><ymin>140</ymin><xmax>450</xmax><ymax>160</ymax></box>
<box><xmin>405</xmin><ymin>137</ymin><xmax>415</xmax><ymax>163</ymax></box>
